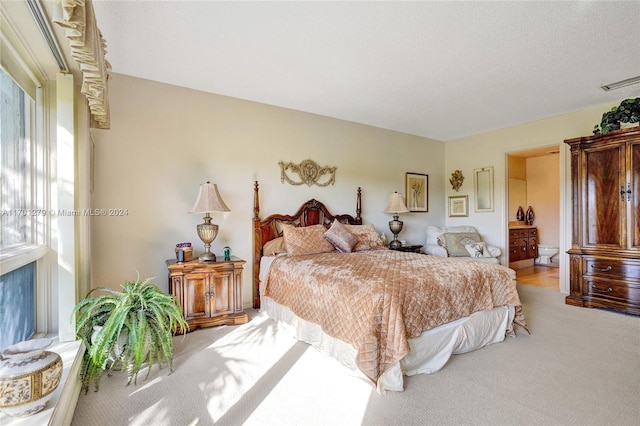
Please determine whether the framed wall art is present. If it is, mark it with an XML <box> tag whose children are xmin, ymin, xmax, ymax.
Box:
<box><xmin>448</xmin><ymin>195</ymin><xmax>469</xmax><ymax>217</ymax></box>
<box><xmin>405</xmin><ymin>172</ymin><xmax>428</xmax><ymax>212</ymax></box>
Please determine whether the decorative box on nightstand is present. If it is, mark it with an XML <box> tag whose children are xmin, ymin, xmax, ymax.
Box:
<box><xmin>390</xmin><ymin>245</ymin><xmax>423</xmax><ymax>253</ymax></box>
<box><xmin>166</xmin><ymin>256</ymin><xmax>248</xmax><ymax>332</ymax></box>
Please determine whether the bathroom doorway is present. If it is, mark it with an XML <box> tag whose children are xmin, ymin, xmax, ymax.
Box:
<box><xmin>507</xmin><ymin>146</ymin><xmax>560</xmax><ymax>291</ymax></box>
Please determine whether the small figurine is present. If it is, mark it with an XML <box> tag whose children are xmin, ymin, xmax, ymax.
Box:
<box><xmin>223</xmin><ymin>246</ymin><xmax>231</xmax><ymax>261</ymax></box>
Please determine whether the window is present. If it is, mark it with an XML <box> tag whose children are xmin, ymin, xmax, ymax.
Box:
<box><xmin>0</xmin><ymin>67</ymin><xmax>43</xmax><ymax>351</ymax></box>
<box><xmin>0</xmin><ymin>262</ymin><xmax>35</xmax><ymax>351</ymax></box>
<box><xmin>1</xmin><ymin>68</ymin><xmax>33</xmax><ymax>248</ymax></box>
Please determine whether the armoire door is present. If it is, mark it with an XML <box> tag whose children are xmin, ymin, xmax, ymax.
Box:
<box><xmin>628</xmin><ymin>140</ymin><xmax>640</xmax><ymax>251</ymax></box>
<box><xmin>582</xmin><ymin>142</ymin><xmax>626</xmax><ymax>250</ymax></box>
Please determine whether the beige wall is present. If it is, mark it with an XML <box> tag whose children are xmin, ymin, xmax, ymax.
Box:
<box><xmin>90</xmin><ymin>74</ymin><xmax>445</xmax><ymax>305</ymax></box>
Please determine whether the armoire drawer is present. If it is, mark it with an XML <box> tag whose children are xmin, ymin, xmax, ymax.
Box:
<box><xmin>583</xmin><ymin>277</ymin><xmax>640</xmax><ymax>304</ymax></box>
<box><xmin>582</xmin><ymin>257</ymin><xmax>640</xmax><ymax>282</ymax></box>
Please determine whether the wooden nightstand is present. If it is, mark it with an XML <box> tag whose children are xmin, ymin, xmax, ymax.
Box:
<box><xmin>166</xmin><ymin>256</ymin><xmax>248</xmax><ymax>333</ymax></box>
<box><xmin>390</xmin><ymin>245</ymin><xmax>423</xmax><ymax>253</ymax></box>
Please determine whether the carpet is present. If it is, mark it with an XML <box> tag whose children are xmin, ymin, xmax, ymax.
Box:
<box><xmin>71</xmin><ymin>284</ymin><xmax>640</xmax><ymax>425</ymax></box>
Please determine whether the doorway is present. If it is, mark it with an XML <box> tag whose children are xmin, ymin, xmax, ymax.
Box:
<box><xmin>507</xmin><ymin>146</ymin><xmax>560</xmax><ymax>291</ymax></box>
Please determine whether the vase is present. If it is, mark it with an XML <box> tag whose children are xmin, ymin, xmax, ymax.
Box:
<box><xmin>525</xmin><ymin>206</ymin><xmax>534</xmax><ymax>225</ymax></box>
<box><xmin>516</xmin><ymin>206</ymin><xmax>524</xmax><ymax>221</ymax></box>
<box><xmin>0</xmin><ymin>338</ymin><xmax>63</xmax><ymax>417</ymax></box>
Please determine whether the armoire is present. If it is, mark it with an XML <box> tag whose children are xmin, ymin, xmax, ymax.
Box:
<box><xmin>565</xmin><ymin>126</ymin><xmax>639</xmax><ymax>315</ymax></box>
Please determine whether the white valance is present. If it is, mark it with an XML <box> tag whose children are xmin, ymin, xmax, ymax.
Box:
<box><xmin>55</xmin><ymin>0</ymin><xmax>110</xmax><ymax>129</ymax></box>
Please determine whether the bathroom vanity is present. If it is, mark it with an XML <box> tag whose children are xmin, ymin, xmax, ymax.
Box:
<box><xmin>508</xmin><ymin>224</ymin><xmax>538</xmax><ymax>269</ymax></box>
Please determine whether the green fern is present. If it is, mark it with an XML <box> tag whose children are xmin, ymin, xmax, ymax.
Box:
<box><xmin>72</xmin><ymin>275</ymin><xmax>189</xmax><ymax>393</ymax></box>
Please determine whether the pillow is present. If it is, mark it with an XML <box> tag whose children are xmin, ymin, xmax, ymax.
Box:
<box><xmin>344</xmin><ymin>224</ymin><xmax>386</xmax><ymax>251</ymax></box>
<box><xmin>282</xmin><ymin>224</ymin><xmax>335</xmax><ymax>256</ymax></box>
<box><xmin>465</xmin><ymin>241</ymin><xmax>492</xmax><ymax>258</ymax></box>
<box><xmin>263</xmin><ymin>236</ymin><xmax>287</xmax><ymax>256</ymax></box>
<box><xmin>442</xmin><ymin>232</ymin><xmax>482</xmax><ymax>257</ymax></box>
<box><xmin>323</xmin><ymin>220</ymin><xmax>359</xmax><ymax>253</ymax></box>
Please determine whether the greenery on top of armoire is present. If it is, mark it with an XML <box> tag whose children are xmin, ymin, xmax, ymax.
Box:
<box><xmin>593</xmin><ymin>98</ymin><xmax>640</xmax><ymax>135</ymax></box>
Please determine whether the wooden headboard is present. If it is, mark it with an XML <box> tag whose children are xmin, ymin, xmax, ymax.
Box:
<box><xmin>252</xmin><ymin>181</ymin><xmax>362</xmax><ymax>308</ymax></box>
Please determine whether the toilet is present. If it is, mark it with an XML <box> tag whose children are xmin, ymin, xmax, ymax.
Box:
<box><xmin>536</xmin><ymin>245</ymin><xmax>559</xmax><ymax>265</ymax></box>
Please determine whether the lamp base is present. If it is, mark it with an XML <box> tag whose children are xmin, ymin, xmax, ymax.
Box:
<box><xmin>388</xmin><ymin>215</ymin><xmax>403</xmax><ymax>250</ymax></box>
<box><xmin>199</xmin><ymin>251</ymin><xmax>216</xmax><ymax>262</ymax></box>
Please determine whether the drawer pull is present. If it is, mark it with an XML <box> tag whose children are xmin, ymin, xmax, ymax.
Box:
<box><xmin>590</xmin><ymin>265</ymin><xmax>612</xmax><ymax>272</ymax></box>
<box><xmin>590</xmin><ymin>284</ymin><xmax>612</xmax><ymax>293</ymax></box>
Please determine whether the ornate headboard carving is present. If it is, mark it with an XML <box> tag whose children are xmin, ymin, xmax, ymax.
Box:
<box><xmin>252</xmin><ymin>181</ymin><xmax>362</xmax><ymax>308</ymax></box>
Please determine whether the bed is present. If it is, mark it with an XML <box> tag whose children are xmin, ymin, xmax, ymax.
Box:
<box><xmin>252</xmin><ymin>182</ymin><xmax>528</xmax><ymax>393</ymax></box>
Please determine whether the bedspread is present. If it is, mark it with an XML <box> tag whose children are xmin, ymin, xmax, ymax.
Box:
<box><xmin>263</xmin><ymin>250</ymin><xmax>527</xmax><ymax>384</ymax></box>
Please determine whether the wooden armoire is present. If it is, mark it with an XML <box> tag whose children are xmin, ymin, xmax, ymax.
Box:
<box><xmin>565</xmin><ymin>126</ymin><xmax>640</xmax><ymax>315</ymax></box>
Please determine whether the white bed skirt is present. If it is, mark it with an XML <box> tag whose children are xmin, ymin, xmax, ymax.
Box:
<box><xmin>261</xmin><ymin>295</ymin><xmax>514</xmax><ymax>394</ymax></box>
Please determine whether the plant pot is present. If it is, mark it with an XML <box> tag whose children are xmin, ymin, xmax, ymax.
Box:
<box><xmin>91</xmin><ymin>326</ymin><xmax>128</xmax><ymax>370</ymax></box>
<box><xmin>0</xmin><ymin>338</ymin><xmax>63</xmax><ymax>417</ymax></box>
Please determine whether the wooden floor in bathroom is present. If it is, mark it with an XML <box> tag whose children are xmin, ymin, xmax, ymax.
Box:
<box><xmin>515</xmin><ymin>263</ymin><xmax>559</xmax><ymax>290</ymax></box>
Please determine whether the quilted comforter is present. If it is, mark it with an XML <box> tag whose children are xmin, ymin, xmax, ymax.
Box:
<box><xmin>263</xmin><ymin>250</ymin><xmax>527</xmax><ymax>384</ymax></box>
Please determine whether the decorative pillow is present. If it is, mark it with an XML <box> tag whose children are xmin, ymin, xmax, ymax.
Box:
<box><xmin>442</xmin><ymin>232</ymin><xmax>483</xmax><ymax>257</ymax></box>
<box><xmin>437</xmin><ymin>234</ymin><xmax>447</xmax><ymax>247</ymax></box>
<box><xmin>323</xmin><ymin>220</ymin><xmax>359</xmax><ymax>253</ymax></box>
<box><xmin>465</xmin><ymin>241</ymin><xmax>492</xmax><ymax>258</ymax></box>
<box><xmin>263</xmin><ymin>236</ymin><xmax>287</xmax><ymax>256</ymax></box>
<box><xmin>282</xmin><ymin>224</ymin><xmax>335</xmax><ymax>256</ymax></box>
<box><xmin>344</xmin><ymin>224</ymin><xmax>386</xmax><ymax>251</ymax></box>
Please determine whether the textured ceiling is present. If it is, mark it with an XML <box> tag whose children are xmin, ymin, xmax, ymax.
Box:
<box><xmin>91</xmin><ymin>1</ymin><xmax>640</xmax><ymax>141</ymax></box>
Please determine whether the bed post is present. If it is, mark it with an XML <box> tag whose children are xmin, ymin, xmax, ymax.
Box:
<box><xmin>356</xmin><ymin>187</ymin><xmax>362</xmax><ymax>224</ymax></box>
<box><xmin>253</xmin><ymin>181</ymin><xmax>261</xmax><ymax>309</ymax></box>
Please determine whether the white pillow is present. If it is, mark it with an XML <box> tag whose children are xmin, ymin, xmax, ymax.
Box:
<box><xmin>465</xmin><ymin>242</ymin><xmax>492</xmax><ymax>258</ymax></box>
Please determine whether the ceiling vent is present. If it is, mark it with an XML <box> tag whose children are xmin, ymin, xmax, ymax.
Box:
<box><xmin>601</xmin><ymin>76</ymin><xmax>640</xmax><ymax>91</ymax></box>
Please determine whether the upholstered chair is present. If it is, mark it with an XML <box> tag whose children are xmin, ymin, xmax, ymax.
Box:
<box><xmin>424</xmin><ymin>225</ymin><xmax>501</xmax><ymax>264</ymax></box>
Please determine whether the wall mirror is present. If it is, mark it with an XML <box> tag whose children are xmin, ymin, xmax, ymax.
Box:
<box><xmin>474</xmin><ymin>166</ymin><xmax>494</xmax><ymax>212</ymax></box>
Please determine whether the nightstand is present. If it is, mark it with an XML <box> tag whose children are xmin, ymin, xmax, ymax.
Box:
<box><xmin>390</xmin><ymin>244</ymin><xmax>423</xmax><ymax>253</ymax></box>
<box><xmin>166</xmin><ymin>256</ymin><xmax>248</xmax><ymax>332</ymax></box>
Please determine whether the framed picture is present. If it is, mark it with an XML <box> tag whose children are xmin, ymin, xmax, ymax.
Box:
<box><xmin>405</xmin><ymin>172</ymin><xmax>428</xmax><ymax>212</ymax></box>
<box><xmin>448</xmin><ymin>195</ymin><xmax>469</xmax><ymax>217</ymax></box>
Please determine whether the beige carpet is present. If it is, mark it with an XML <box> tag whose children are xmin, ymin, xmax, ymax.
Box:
<box><xmin>71</xmin><ymin>284</ymin><xmax>640</xmax><ymax>426</ymax></box>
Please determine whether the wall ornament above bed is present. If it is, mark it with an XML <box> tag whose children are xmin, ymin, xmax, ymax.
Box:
<box><xmin>278</xmin><ymin>159</ymin><xmax>336</xmax><ymax>187</ymax></box>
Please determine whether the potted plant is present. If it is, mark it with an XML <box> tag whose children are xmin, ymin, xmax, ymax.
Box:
<box><xmin>593</xmin><ymin>97</ymin><xmax>640</xmax><ymax>134</ymax></box>
<box><xmin>72</xmin><ymin>275</ymin><xmax>189</xmax><ymax>393</ymax></box>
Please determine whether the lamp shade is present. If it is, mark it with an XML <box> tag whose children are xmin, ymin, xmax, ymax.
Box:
<box><xmin>189</xmin><ymin>181</ymin><xmax>231</xmax><ymax>213</ymax></box>
<box><xmin>383</xmin><ymin>192</ymin><xmax>409</xmax><ymax>214</ymax></box>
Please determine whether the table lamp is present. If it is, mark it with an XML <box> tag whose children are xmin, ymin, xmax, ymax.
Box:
<box><xmin>189</xmin><ymin>181</ymin><xmax>230</xmax><ymax>261</ymax></box>
<box><xmin>384</xmin><ymin>192</ymin><xmax>409</xmax><ymax>249</ymax></box>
